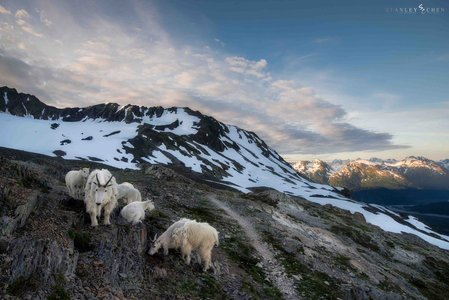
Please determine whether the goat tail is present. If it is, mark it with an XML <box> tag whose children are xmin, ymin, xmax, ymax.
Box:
<box><xmin>214</xmin><ymin>230</ymin><xmax>219</xmax><ymax>247</ymax></box>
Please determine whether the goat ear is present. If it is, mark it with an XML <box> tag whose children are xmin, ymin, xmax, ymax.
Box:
<box><xmin>152</xmin><ymin>233</ymin><xmax>158</xmax><ymax>242</ymax></box>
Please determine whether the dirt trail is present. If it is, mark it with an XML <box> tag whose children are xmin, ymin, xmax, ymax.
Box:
<box><xmin>207</xmin><ymin>194</ymin><xmax>300</xmax><ymax>300</ymax></box>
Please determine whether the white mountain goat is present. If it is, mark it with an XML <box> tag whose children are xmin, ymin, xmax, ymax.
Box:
<box><xmin>117</xmin><ymin>182</ymin><xmax>142</xmax><ymax>204</ymax></box>
<box><xmin>65</xmin><ymin>168</ymin><xmax>90</xmax><ymax>199</ymax></box>
<box><xmin>148</xmin><ymin>218</ymin><xmax>191</xmax><ymax>256</ymax></box>
<box><xmin>84</xmin><ymin>169</ymin><xmax>118</xmax><ymax>227</ymax></box>
<box><xmin>150</xmin><ymin>219</ymin><xmax>219</xmax><ymax>271</ymax></box>
<box><xmin>120</xmin><ymin>200</ymin><xmax>155</xmax><ymax>224</ymax></box>
<box><xmin>176</xmin><ymin>220</ymin><xmax>219</xmax><ymax>271</ymax></box>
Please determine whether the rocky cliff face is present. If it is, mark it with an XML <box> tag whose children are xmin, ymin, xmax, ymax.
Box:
<box><xmin>1</xmin><ymin>150</ymin><xmax>449</xmax><ymax>299</ymax></box>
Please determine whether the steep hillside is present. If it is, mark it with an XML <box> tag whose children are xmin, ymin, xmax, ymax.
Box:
<box><xmin>1</xmin><ymin>152</ymin><xmax>449</xmax><ymax>299</ymax></box>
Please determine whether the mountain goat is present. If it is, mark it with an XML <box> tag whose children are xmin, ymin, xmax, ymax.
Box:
<box><xmin>65</xmin><ymin>168</ymin><xmax>90</xmax><ymax>199</ymax></box>
<box><xmin>150</xmin><ymin>219</ymin><xmax>219</xmax><ymax>271</ymax></box>
<box><xmin>84</xmin><ymin>169</ymin><xmax>118</xmax><ymax>227</ymax></box>
<box><xmin>148</xmin><ymin>218</ymin><xmax>191</xmax><ymax>256</ymax></box>
<box><xmin>120</xmin><ymin>200</ymin><xmax>155</xmax><ymax>224</ymax></box>
<box><xmin>117</xmin><ymin>182</ymin><xmax>142</xmax><ymax>204</ymax></box>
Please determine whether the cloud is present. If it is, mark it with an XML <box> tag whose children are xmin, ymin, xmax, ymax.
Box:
<box><xmin>0</xmin><ymin>5</ymin><xmax>11</xmax><ymax>15</ymax></box>
<box><xmin>38</xmin><ymin>10</ymin><xmax>52</xmax><ymax>26</ymax></box>
<box><xmin>312</xmin><ymin>37</ymin><xmax>338</xmax><ymax>44</ymax></box>
<box><xmin>226</xmin><ymin>56</ymin><xmax>270</xmax><ymax>79</ymax></box>
<box><xmin>0</xmin><ymin>54</ymin><xmax>52</xmax><ymax>100</ymax></box>
<box><xmin>12</xmin><ymin>8</ymin><xmax>43</xmax><ymax>37</ymax></box>
<box><xmin>15</xmin><ymin>9</ymin><xmax>29</xmax><ymax>19</ymax></box>
<box><xmin>0</xmin><ymin>0</ymin><xmax>405</xmax><ymax>155</ymax></box>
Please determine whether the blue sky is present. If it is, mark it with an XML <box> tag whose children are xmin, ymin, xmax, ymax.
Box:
<box><xmin>155</xmin><ymin>0</ymin><xmax>449</xmax><ymax>105</ymax></box>
<box><xmin>0</xmin><ymin>0</ymin><xmax>448</xmax><ymax>160</ymax></box>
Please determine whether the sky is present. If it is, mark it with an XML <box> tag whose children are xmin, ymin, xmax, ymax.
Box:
<box><xmin>0</xmin><ymin>0</ymin><xmax>448</xmax><ymax>161</ymax></box>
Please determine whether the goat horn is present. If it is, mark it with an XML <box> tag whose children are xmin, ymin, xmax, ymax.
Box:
<box><xmin>95</xmin><ymin>174</ymin><xmax>100</xmax><ymax>185</ymax></box>
<box><xmin>105</xmin><ymin>175</ymin><xmax>113</xmax><ymax>186</ymax></box>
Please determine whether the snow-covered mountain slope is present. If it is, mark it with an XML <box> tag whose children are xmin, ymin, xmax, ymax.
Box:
<box><xmin>293</xmin><ymin>157</ymin><xmax>449</xmax><ymax>190</ymax></box>
<box><xmin>2</xmin><ymin>86</ymin><xmax>449</xmax><ymax>249</ymax></box>
<box><xmin>0</xmin><ymin>86</ymin><xmax>336</xmax><ymax>197</ymax></box>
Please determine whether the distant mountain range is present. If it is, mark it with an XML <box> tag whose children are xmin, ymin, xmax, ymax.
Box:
<box><xmin>292</xmin><ymin>157</ymin><xmax>449</xmax><ymax>190</ymax></box>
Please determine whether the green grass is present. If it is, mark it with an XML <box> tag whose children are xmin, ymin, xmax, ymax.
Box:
<box><xmin>186</xmin><ymin>205</ymin><xmax>220</xmax><ymax>224</ymax></box>
<box><xmin>48</xmin><ymin>286</ymin><xmax>70</xmax><ymax>300</ymax></box>
<box><xmin>404</xmin><ymin>256</ymin><xmax>449</xmax><ymax>299</ymax></box>
<box><xmin>330</xmin><ymin>225</ymin><xmax>380</xmax><ymax>252</ymax></box>
<box><xmin>296</xmin><ymin>270</ymin><xmax>341</xmax><ymax>300</ymax></box>
<box><xmin>221</xmin><ymin>233</ymin><xmax>282</xmax><ymax>299</ymax></box>
<box><xmin>148</xmin><ymin>209</ymin><xmax>169</xmax><ymax>220</ymax></box>
<box><xmin>261</xmin><ymin>231</ymin><xmax>342</xmax><ymax>299</ymax></box>
<box><xmin>173</xmin><ymin>273</ymin><xmax>227</xmax><ymax>299</ymax></box>
<box><xmin>48</xmin><ymin>274</ymin><xmax>70</xmax><ymax>300</ymax></box>
<box><xmin>334</xmin><ymin>254</ymin><xmax>353</xmax><ymax>270</ymax></box>
<box><xmin>378</xmin><ymin>278</ymin><xmax>401</xmax><ymax>293</ymax></box>
<box><xmin>199</xmin><ymin>274</ymin><xmax>228</xmax><ymax>299</ymax></box>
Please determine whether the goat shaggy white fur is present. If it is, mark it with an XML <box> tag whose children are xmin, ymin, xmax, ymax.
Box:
<box><xmin>148</xmin><ymin>218</ymin><xmax>190</xmax><ymax>256</ymax></box>
<box><xmin>84</xmin><ymin>169</ymin><xmax>118</xmax><ymax>227</ymax></box>
<box><xmin>65</xmin><ymin>168</ymin><xmax>90</xmax><ymax>199</ymax></box>
<box><xmin>150</xmin><ymin>219</ymin><xmax>219</xmax><ymax>271</ymax></box>
<box><xmin>117</xmin><ymin>182</ymin><xmax>142</xmax><ymax>204</ymax></box>
<box><xmin>120</xmin><ymin>200</ymin><xmax>155</xmax><ymax>224</ymax></box>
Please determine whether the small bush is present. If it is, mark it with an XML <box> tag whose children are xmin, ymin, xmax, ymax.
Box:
<box><xmin>330</xmin><ymin>225</ymin><xmax>379</xmax><ymax>252</ymax></box>
<box><xmin>48</xmin><ymin>285</ymin><xmax>70</xmax><ymax>300</ymax></box>
<box><xmin>7</xmin><ymin>275</ymin><xmax>39</xmax><ymax>297</ymax></box>
<box><xmin>68</xmin><ymin>230</ymin><xmax>93</xmax><ymax>252</ymax></box>
<box><xmin>335</xmin><ymin>254</ymin><xmax>353</xmax><ymax>270</ymax></box>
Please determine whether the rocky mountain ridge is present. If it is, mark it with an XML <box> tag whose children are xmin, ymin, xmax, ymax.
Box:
<box><xmin>292</xmin><ymin>157</ymin><xmax>449</xmax><ymax>190</ymax></box>
<box><xmin>0</xmin><ymin>86</ymin><xmax>324</xmax><ymax>197</ymax></box>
